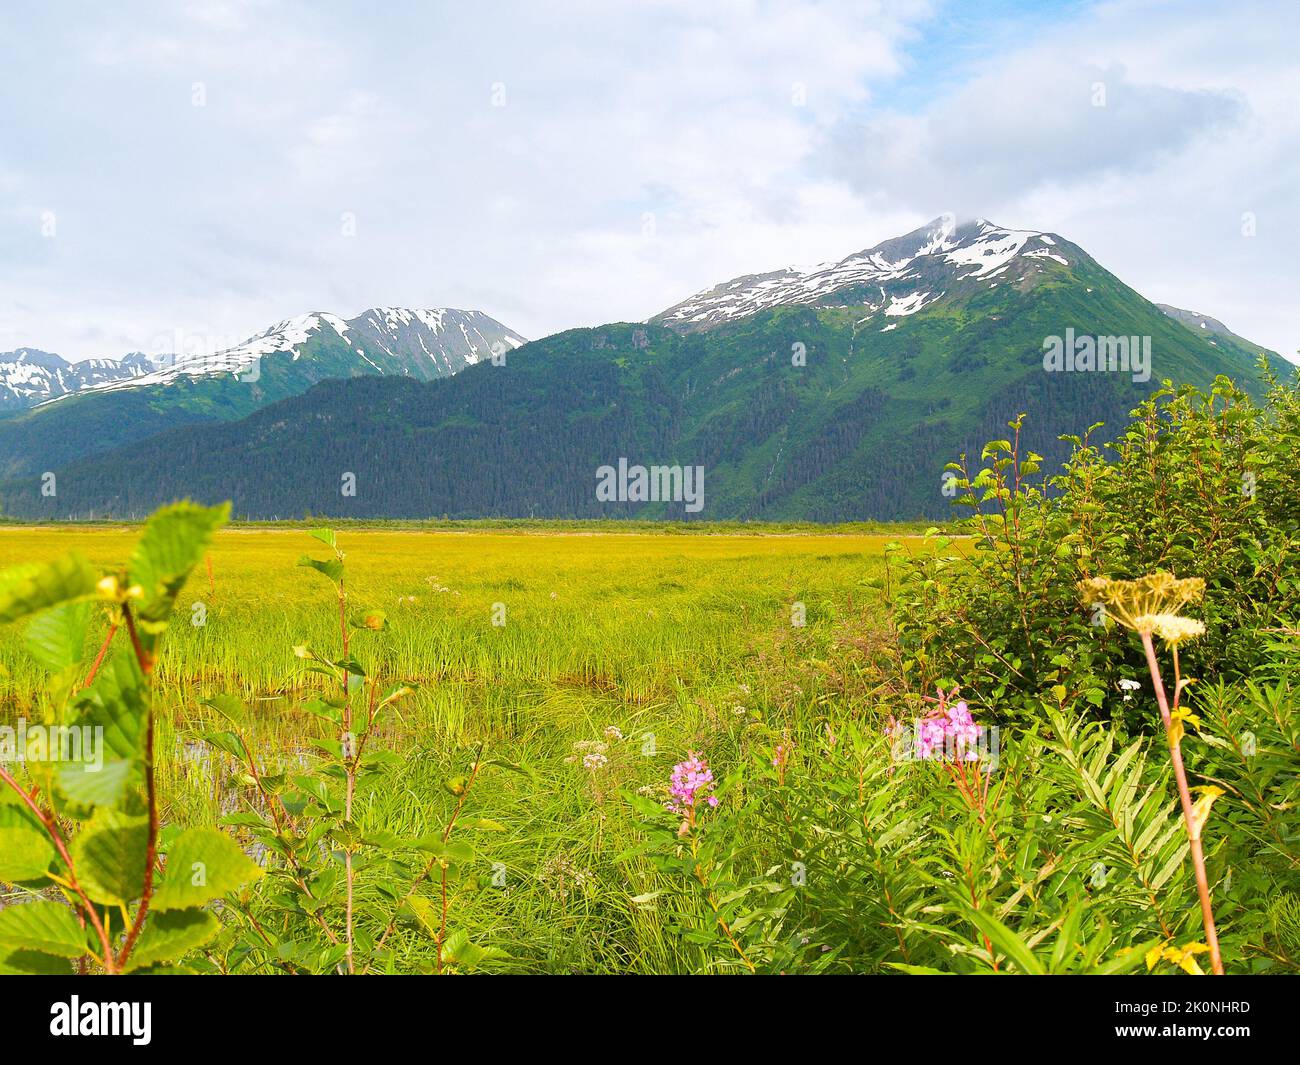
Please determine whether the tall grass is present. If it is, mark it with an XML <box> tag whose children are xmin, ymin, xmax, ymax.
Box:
<box><xmin>0</xmin><ymin>525</ymin><xmax>914</xmax><ymax>972</ymax></box>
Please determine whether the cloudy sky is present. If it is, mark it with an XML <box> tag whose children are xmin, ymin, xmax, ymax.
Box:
<box><xmin>2</xmin><ymin>0</ymin><xmax>1295</xmax><ymax>361</ymax></box>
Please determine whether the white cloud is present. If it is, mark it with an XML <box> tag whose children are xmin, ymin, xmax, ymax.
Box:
<box><xmin>818</xmin><ymin>0</ymin><xmax>1298</xmax><ymax>357</ymax></box>
<box><xmin>0</xmin><ymin>0</ymin><xmax>1294</xmax><ymax>362</ymax></box>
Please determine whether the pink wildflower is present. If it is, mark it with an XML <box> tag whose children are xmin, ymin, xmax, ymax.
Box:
<box><xmin>903</xmin><ymin>688</ymin><xmax>987</xmax><ymax>762</ymax></box>
<box><xmin>667</xmin><ymin>753</ymin><xmax>718</xmax><ymax>830</ymax></box>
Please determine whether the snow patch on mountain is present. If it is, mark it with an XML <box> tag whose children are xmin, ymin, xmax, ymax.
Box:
<box><xmin>653</xmin><ymin>217</ymin><xmax>1075</xmax><ymax>332</ymax></box>
<box><xmin>26</xmin><ymin>308</ymin><xmax>527</xmax><ymax>405</ymax></box>
<box><xmin>0</xmin><ymin>348</ymin><xmax>154</xmax><ymax>411</ymax></box>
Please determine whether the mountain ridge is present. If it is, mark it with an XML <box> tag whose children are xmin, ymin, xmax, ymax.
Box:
<box><xmin>0</xmin><ymin>214</ymin><xmax>1285</xmax><ymax>522</ymax></box>
<box><xmin>651</xmin><ymin>217</ymin><xmax>1080</xmax><ymax>333</ymax></box>
<box><xmin>0</xmin><ymin>348</ymin><xmax>155</xmax><ymax>411</ymax></box>
<box><xmin>0</xmin><ymin>307</ymin><xmax>526</xmax><ymax>478</ymax></box>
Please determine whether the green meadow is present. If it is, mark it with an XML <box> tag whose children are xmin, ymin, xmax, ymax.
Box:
<box><xmin>0</xmin><ymin>525</ymin><xmax>924</xmax><ymax>973</ymax></box>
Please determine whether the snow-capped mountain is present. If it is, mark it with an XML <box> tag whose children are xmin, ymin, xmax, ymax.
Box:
<box><xmin>69</xmin><ymin>307</ymin><xmax>527</xmax><ymax>398</ymax></box>
<box><xmin>0</xmin><ymin>306</ymin><xmax>527</xmax><ymax>477</ymax></box>
<box><xmin>652</xmin><ymin>217</ymin><xmax>1076</xmax><ymax>332</ymax></box>
<box><xmin>0</xmin><ymin>348</ymin><xmax>155</xmax><ymax>411</ymax></box>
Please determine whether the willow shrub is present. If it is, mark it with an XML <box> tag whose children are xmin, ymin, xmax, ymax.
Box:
<box><xmin>885</xmin><ymin>369</ymin><xmax>1300</xmax><ymax>729</ymax></box>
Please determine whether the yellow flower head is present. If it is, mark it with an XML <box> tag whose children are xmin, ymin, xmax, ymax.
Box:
<box><xmin>1079</xmin><ymin>573</ymin><xmax>1206</xmax><ymax>644</ymax></box>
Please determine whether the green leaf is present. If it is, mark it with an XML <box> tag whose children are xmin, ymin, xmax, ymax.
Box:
<box><xmin>308</xmin><ymin>528</ymin><xmax>338</xmax><ymax>550</ymax></box>
<box><xmin>153</xmin><ymin>827</ymin><xmax>263</xmax><ymax>911</ymax></box>
<box><xmin>0</xmin><ymin>554</ymin><xmax>99</xmax><ymax>625</ymax></box>
<box><xmin>0</xmin><ymin>826</ymin><xmax>57</xmax><ymax>883</ymax></box>
<box><xmin>23</xmin><ymin>601</ymin><xmax>92</xmax><ymax>673</ymax></box>
<box><xmin>203</xmin><ymin>730</ymin><xmax>249</xmax><ymax>763</ymax></box>
<box><xmin>440</xmin><ymin>928</ymin><xmax>508</xmax><ymax>971</ymax></box>
<box><xmin>55</xmin><ymin>654</ymin><xmax>147</xmax><ymax>809</ymax></box>
<box><xmin>0</xmin><ymin>949</ymin><xmax>74</xmax><ymax>974</ymax></box>
<box><xmin>70</xmin><ymin>809</ymin><xmax>149</xmax><ymax>905</ymax></box>
<box><xmin>0</xmin><ymin>901</ymin><xmax>87</xmax><ymax>958</ymax></box>
<box><xmin>411</xmin><ymin>837</ymin><xmax>474</xmax><ymax>862</ymax></box>
<box><xmin>965</xmin><ymin>909</ymin><xmax>1046</xmax><ymax>974</ymax></box>
<box><xmin>125</xmin><ymin>908</ymin><xmax>219</xmax><ymax>971</ymax></box>
<box><xmin>128</xmin><ymin>501</ymin><xmax>229</xmax><ymax>630</ymax></box>
<box><xmin>70</xmin><ymin>653</ymin><xmax>149</xmax><ymax>761</ymax></box>
<box><xmin>56</xmin><ymin>759</ymin><xmax>137</xmax><ymax>810</ymax></box>
<box><xmin>298</xmin><ymin>556</ymin><xmax>343</xmax><ymax>585</ymax></box>
<box><xmin>406</xmin><ymin>896</ymin><xmax>440</xmax><ymax>937</ymax></box>
<box><xmin>201</xmin><ymin>694</ymin><xmax>245</xmax><ymax>726</ymax></box>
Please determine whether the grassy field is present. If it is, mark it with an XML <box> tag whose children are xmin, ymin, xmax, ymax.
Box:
<box><xmin>0</xmin><ymin>523</ymin><xmax>915</xmax><ymax>972</ymax></box>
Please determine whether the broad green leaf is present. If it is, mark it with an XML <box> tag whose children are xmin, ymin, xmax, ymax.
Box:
<box><xmin>308</xmin><ymin>528</ymin><xmax>337</xmax><ymax>550</ymax></box>
<box><xmin>70</xmin><ymin>809</ymin><xmax>149</xmax><ymax>905</ymax></box>
<box><xmin>0</xmin><ymin>949</ymin><xmax>75</xmax><ymax>974</ymax></box>
<box><xmin>203</xmin><ymin>730</ymin><xmax>249</xmax><ymax>763</ymax></box>
<box><xmin>125</xmin><ymin>908</ymin><xmax>219</xmax><ymax>971</ymax></box>
<box><xmin>298</xmin><ymin>556</ymin><xmax>343</xmax><ymax>584</ymax></box>
<box><xmin>411</xmin><ymin>838</ymin><xmax>474</xmax><ymax>862</ymax></box>
<box><xmin>128</xmin><ymin>501</ymin><xmax>229</xmax><ymax>630</ymax></box>
<box><xmin>70</xmin><ymin>653</ymin><xmax>149</xmax><ymax>761</ymax></box>
<box><xmin>201</xmin><ymin>694</ymin><xmax>245</xmax><ymax>726</ymax></box>
<box><xmin>153</xmin><ymin>827</ymin><xmax>263</xmax><ymax>911</ymax></box>
<box><xmin>23</xmin><ymin>601</ymin><xmax>92</xmax><ymax>673</ymax></box>
<box><xmin>56</xmin><ymin>759</ymin><xmax>137</xmax><ymax>810</ymax></box>
<box><xmin>0</xmin><ymin>793</ymin><xmax>44</xmax><ymax>832</ymax></box>
<box><xmin>440</xmin><ymin>927</ymin><xmax>508</xmax><ymax>970</ymax></box>
<box><xmin>0</xmin><ymin>826</ymin><xmax>56</xmax><ymax>883</ymax></box>
<box><xmin>0</xmin><ymin>900</ymin><xmax>86</xmax><ymax>958</ymax></box>
<box><xmin>56</xmin><ymin>654</ymin><xmax>147</xmax><ymax>809</ymax></box>
<box><xmin>0</xmin><ymin>554</ymin><xmax>98</xmax><ymax>626</ymax></box>
<box><xmin>406</xmin><ymin>896</ymin><xmax>440</xmax><ymax>938</ymax></box>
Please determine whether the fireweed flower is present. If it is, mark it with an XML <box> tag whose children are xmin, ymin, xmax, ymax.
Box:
<box><xmin>667</xmin><ymin>753</ymin><xmax>719</xmax><ymax>831</ymax></box>
<box><xmin>771</xmin><ymin>739</ymin><xmax>794</xmax><ymax>786</ymax></box>
<box><xmin>904</xmin><ymin>689</ymin><xmax>986</xmax><ymax>762</ymax></box>
<box><xmin>894</xmin><ymin>688</ymin><xmax>996</xmax><ymax>814</ymax></box>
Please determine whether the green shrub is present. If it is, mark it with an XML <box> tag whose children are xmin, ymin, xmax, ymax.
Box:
<box><xmin>885</xmin><ymin>371</ymin><xmax>1300</xmax><ymax>727</ymax></box>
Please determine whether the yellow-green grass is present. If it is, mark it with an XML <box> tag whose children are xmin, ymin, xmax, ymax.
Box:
<box><xmin>0</xmin><ymin>524</ymin><xmax>925</xmax><ymax>971</ymax></box>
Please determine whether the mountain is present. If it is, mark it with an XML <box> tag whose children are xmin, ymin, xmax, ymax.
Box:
<box><xmin>0</xmin><ymin>218</ymin><xmax>1286</xmax><ymax>521</ymax></box>
<box><xmin>0</xmin><ymin>349</ymin><xmax>155</xmax><ymax>411</ymax></box>
<box><xmin>1156</xmin><ymin>304</ymin><xmax>1263</xmax><ymax>349</ymax></box>
<box><xmin>653</xmin><ymin>217</ymin><xmax>1079</xmax><ymax>332</ymax></box>
<box><xmin>0</xmin><ymin>308</ymin><xmax>525</xmax><ymax>478</ymax></box>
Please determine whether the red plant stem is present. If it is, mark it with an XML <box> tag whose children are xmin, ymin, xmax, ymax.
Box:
<box><xmin>0</xmin><ymin>765</ymin><xmax>116</xmax><ymax>972</ymax></box>
<box><xmin>82</xmin><ymin>621</ymin><xmax>118</xmax><ymax>689</ymax></box>
<box><xmin>340</xmin><ymin>579</ymin><xmax>355</xmax><ymax>974</ymax></box>
<box><xmin>121</xmin><ymin>604</ymin><xmax>153</xmax><ymax>676</ymax></box>
<box><xmin>116</xmin><ymin>604</ymin><xmax>158</xmax><ymax>969</ymax></box>
<box><xmin>338</xmin><ymin>575</ymin><xmax>349</xmax><ymax>699</ymax></box>
<box><xmin>1140</xmin><ymin>631</ymin><xmax>1224</xmax><ymax>975</ymax></box>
